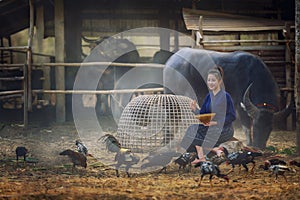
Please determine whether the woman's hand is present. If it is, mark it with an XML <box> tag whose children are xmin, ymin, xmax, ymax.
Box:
<box><xmin>203</xmin><ymin>121</ymin><xmax>217</xmax><ymax>126</ymax></box>
<box><xmin>190</xmin><ymin>100</ymin><xmax>197</xmax><ymax>112</ymax></box>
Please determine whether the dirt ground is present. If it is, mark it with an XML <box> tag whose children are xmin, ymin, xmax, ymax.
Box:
<box><xmin>0</xmin><ymin>116</ymin><xmax>299</xmax><ymax>200</ymax></box>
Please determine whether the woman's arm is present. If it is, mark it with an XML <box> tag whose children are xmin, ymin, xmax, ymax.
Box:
<box><xmin>224</xmin><ymin>93</ymin><xmax>236</xmax><ymax>125</ymax></box>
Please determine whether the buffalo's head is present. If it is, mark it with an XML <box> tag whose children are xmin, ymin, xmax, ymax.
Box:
<box><xmin>242</xmin><ymin>83</ymin><xmax>293</xmax><ymax>149</ymax></box>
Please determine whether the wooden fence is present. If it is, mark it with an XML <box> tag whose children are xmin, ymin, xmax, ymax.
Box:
<box><xmin>0</xmin><ymin>59</ymin><xmax>165</xmax><ymax>128</ymax></box>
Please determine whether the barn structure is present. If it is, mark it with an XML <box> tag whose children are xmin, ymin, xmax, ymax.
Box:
<box><xmin>0</xmin><ymin>0</ymin><xmax>296</xmax><ymax>130</ymax></box>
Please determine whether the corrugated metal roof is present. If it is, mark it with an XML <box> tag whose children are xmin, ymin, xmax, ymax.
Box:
<box><xmin>182</xmin><ymin>8</ymin><xmax>291</xmax><ymax>32</ymax></box>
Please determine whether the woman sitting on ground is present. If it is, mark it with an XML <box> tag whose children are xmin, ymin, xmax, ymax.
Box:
<box><xmin>181</xmin><ymin>67</ymin><xmax>236</xmax><ymax>165</ymax></box>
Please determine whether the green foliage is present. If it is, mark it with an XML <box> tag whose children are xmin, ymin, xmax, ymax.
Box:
<box><xmin>265</xmin><ymin>145</ymin><xmax>278</xmax><ymax>153</ymax></box>
<box><xmin>266</xmin><ymin>145</ymin><xmax>297</xmax><ymax>155</ymax></box>
<box><xmin>279</xmin><ymin>146</ymin><xmax>297</xmax><ymax>155</ymax></box>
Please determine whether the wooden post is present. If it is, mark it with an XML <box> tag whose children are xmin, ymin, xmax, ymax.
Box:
<box><xmin>54</xmin><ymin>0</ymin><xmax>66</xmax><ymax>122</ymax></box>
<box><xmin>284</xmin><ymin>23</ymin><xmax>293</xmax><ymax>130</ymax></box>
<box><xmin>27</xmin><ymin>0</ymin><xmax>34</xmax><ymax>113</ymax></box>
<box><xmin>23</xmin><ymin>64</ymin><xmax>28</xmax><ymax>128</ymax></box>
<box><xmin>174</xmin><ymin>29</ymin><xmax>179</xmax><ymax>51</ymax></box>
<box><xmin>295</xmin><ymin>0</ymin><xmax>300</xmax><ymax>155</ymax></box>
<box><xmin>8</xmin><ymin>37</ymin><xmax>13</xmax><ymax>64</ymax></box>
<box><xmin>36</xmin><ymin>4</ymin><xmax>51</xmax><ymax>103</ymax></box>
<box><xmin>196</xmin><ymin>16</ymin><xmax>203</xmax><ymax>48</ymax></box>
<box><xmin>0</xmin><ymin>38</ymin><xmax>3</xmax><ymax>62</ymax></box>
<box><xmin>191</xmin><ymin>0</ymin><xmax>197</xmax><ymax>48</ymax></box>
<box><xmin>159</xmin><ymin>4</ymin><xmax>170</xmax><ymax>51</ymax></box>
<box><xmin>64</xmin><ymin>2</ymin><xmax>82</xmax><ymax>120</ymax></box>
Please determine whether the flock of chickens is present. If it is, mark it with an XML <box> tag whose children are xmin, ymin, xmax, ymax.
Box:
<box><xmin>15</xmin><ymin>133</ymin><xmax>300</xmax><ymax>187</ymax></box>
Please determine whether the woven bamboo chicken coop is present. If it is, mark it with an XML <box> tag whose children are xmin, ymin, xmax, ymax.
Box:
<box><xmin>116</xmin><ymin>94</ymin><xmax>199</xmax><ymax>152</ymax></box>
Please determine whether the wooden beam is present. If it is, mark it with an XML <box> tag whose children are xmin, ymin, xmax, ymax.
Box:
<box><xmin>204</xmin><ymin>45</ymin><xmax>286</xmax><ymax>51</ymax></box>
<box><xmin>0</xmin><ymin>63</ymin><xmax>25</xmax><ymax>67</ymax></box>
<box><xmin>0</xmin><ymin>90</ymin><xmax>23</xmax><ymax>95</ymax></box>
<box><xmin>201</xmin><ymin>39</ymin><xmax>294</xmax><ymax>44</ymax></box>
<box><xmin>54</xmin><ymin>0</ymin><xmax>65</xmax><ymax>123</ymax></box>
<box><xmin>0</xmin><ymin>77</ymin><xmax>24</xmax><ymax>81</ymax></box>
<box><xmin>0</xmin><ymin>46</ymin><xmax>29</xmax><ymax>50</ymax></box>
<box><xmin>32</xmin><ymin>62</ymin><xmax>165</xmax><ymax>68</ymax></box>
<box><xmin>295</xmin><ymin>0</ymin><xmax>300</xmax><ymax>155</ymax></box>
<box><xmin>0</xmin><ymin>94</ymin><xmax>22</xmax><ymax>100</ymax></box>
<box><xmin>33</xmin><ymin>87</ymin><xmax>164</xmax><ymax>95</ymax></box>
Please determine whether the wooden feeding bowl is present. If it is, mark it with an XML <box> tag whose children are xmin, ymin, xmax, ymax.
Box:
<box><xmin>194</xmin><ymin>113</ymin><xmax>216</xmax><ymax>124</ymax></box>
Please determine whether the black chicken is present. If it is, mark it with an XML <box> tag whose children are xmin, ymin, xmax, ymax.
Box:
<box><xmin>141</xmin><ymin>150</ymin><xmax>181</xmax><ymax>173</ymax></box>
<box><xmin>174</xmin><ymin>152</ymin><xmax>197</xmax><ymax>172</ymax></box>
<box><xmin>16</xmin><ymin>146</ymin><xmax>28</xmax><ymax>163</ymax></box>
<box><xmin>99</xmin><ymin>134</ymin><xmax>140</xmax><ymax>177</ymax></box>
<box><xmin>59</xmin><ymin>149</ymin><xmax>87</xmax><ymax>170</ymax></box>
<box><xmin>194</xmin><ymin>161</ymin><xmax>229</xmax><ymax>187</ymax></box>
<box><xmin>223</xmin><ymin>147</ymin><xmax>262</xmax><ymax>175</ymax></box>
<box><xmin>289</xmin><ymin>160</ymin><xmax>300</xmax><ymax>167</ymax></box>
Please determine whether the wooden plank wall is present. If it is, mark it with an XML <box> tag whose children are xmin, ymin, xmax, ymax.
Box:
<box><xmin>249</xmin><ymin>49</ymin><xmax>289</xmax><ymax>88</ymax></box>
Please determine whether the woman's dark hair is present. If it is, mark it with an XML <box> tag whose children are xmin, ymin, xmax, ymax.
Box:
<box><xmin>208</xmin><ymin>66</ymin><xmax>224</xmax><ymax>80</ymax></box>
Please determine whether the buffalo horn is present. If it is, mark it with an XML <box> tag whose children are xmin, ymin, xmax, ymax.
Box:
<box><xmin>243</xmin><ymin>83</ymin><xmax>259</xmax><ymax>118</ymax></box>
<box><xmin>273</xmin><ymin>97</ymin><xmax>295</xmax><ymax>123</ymax></box>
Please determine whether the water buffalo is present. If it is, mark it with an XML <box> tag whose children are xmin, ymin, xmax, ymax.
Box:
<box><xmin>83</xmin><ymin>37</ymin><xmax>141</xmax><ymax>116</ymax></box>
<box><xmin>163</xmin><ymin>47</ymin><xmax>293</xmax><ymax>149</ymax></box>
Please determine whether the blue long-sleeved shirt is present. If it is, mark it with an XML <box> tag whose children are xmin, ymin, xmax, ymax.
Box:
<box><xmin>194</xmin><ymin>90</ymin><xmax>236</xmax><ymax>128</ymax></box>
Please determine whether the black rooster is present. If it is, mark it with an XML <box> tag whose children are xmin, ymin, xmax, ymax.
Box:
<box><xmin>174</xmin><ymin>152</ymin><xmax>197</xmax><ymax>172</ymax></box>
<box><xmin>141</xmin><ymin>150</ymin><xmax>181</xmax><ymax>173</ymax></box>
<box><xmin>223</xmin><ymin>147</ymin><xmax>262</xmax><ymax>175</ymax></box>
<box><xmin>194</xmin><ymin>161</ymin><xmax>229</xmax><ymax>187</ymax></box>
<box><xmin>16</xmin><ymin>146</ymin><xmax>28</xmax><ymax>163</ymax></box>
<box><xmin>99</xmin><ymin>134</ymin><xmax>140</xmax><ymax>177</ymax></box>
<box><xmin>59</xmin><ymin>149</ymin><xmax>87</xmax><ymax>170</ymax></box>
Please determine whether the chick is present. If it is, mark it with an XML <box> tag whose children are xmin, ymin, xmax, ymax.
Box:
<box><xmin>75</xmin><ymin>140</ymin><xmax>88</xmax><ymax>155</ymax></box>
<box><xmin>260</xmin><ymin>158</ymin><xmax>287</xmax><ymax>170</ymax></box>
<box><xmin>174</xmin><ymin>152</ymin><xmax>197</xmax><ymax>172</ymax></box>
<box><xmin>223</xmin><ymin>147</ymin><xmax>262</xmax><ymax>175</ymax></box>
<box><xmin>194</xmin><ymin>161</ymin><xmax>229</xmax><ymax>187</ymax></box>
<box><xmin>268</xmin><ymin>165</ymin><xmax>291</xmax><ymax>182</ymax></box>
<box><xmin>99</xmin><ymin>134</ymin><xmax>140</xmax><ymax>177</ymax></box>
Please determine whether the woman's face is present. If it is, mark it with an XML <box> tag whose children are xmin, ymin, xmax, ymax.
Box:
<box><xmin>207</xmin><ymin>73</ymin><xmax>221</xmax><ymax>91</ymax></box>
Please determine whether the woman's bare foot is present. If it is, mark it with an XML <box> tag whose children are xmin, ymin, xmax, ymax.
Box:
<box><xmin>213</xmin><ymin>147</ymin><xmax>224</xmax><ymax>157</ymax></box>
<box><xmin>191</xmin><ymin>157</ymin><xmax>206</xmax><ymax>165</ymax></box>
<box><xmin>215</xmin><ymin>149</ymin><xmax>224</xmax><ymax>157</ymax></box>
